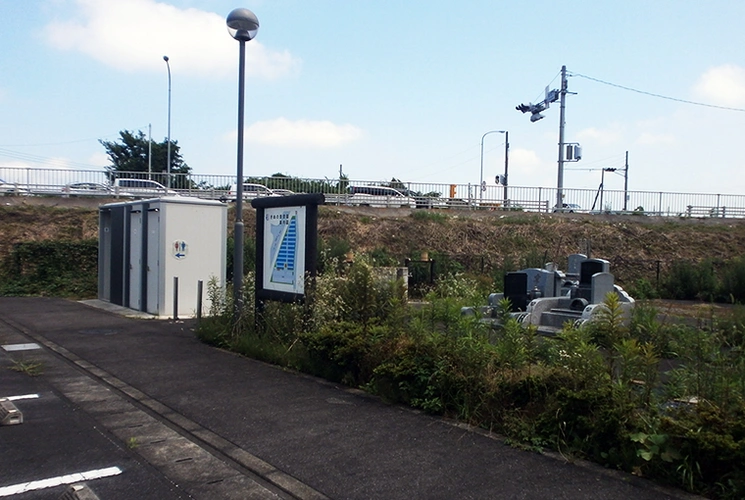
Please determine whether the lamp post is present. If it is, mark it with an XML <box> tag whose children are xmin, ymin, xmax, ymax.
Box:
<box><xmin>479</xmin><ymin>130</ymin><xmax>507</xmax><ymax>205</ymax></box>
<box><xmin>163</xmin><ymin>55</ymin><xmax>171</xmax><ymax>188</ymax></box>
<box><xmin>226</xmin><ymin>8</ymin><xmax>260</xmax><ymax>323</ymax></box>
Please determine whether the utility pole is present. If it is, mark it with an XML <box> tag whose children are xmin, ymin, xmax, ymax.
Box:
<box><xmin>516</xmin><ymin>65</ymin><xmax>572</xmax><ymax>211</ymax></box>
<box><xmin>556</xmin><ymin>65</ymin><xmax>567</xmax><ymax>210</ymax></box>
<box><xmin>503</xmin><ymin>131</ymin><xmax>509</xmax><ymax>205</ymax></box>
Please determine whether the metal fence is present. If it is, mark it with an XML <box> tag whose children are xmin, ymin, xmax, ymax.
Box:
<box><xmin>1</xmin><ymin>166</ymin><xmax>744</xmax><ymax>218</ymax></box>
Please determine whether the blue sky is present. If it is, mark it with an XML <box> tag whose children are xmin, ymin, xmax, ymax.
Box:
<box><xmin>2</xmin><ymin>0</ymin><xmax>745</xmax><ymax>195</ymax></box>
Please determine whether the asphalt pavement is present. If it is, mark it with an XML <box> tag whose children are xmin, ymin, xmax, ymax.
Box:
<box><xmin>0</xmin><ymin>297</ymin><xmax>702</xmax><ymax>499</ymax></box>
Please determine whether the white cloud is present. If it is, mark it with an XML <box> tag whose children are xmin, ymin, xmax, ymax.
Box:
<box><xmin>44</xmin><ymin>0</ymin><xmax>300</xmax><ymax>79</ymax></box>
<box><xmin>693</xmin><ymin>64</ymin><xmax>745</xmax><ymax>107</ymax></box>
<box><xmin>576</xmin><ymin>126</ymin><xmax>622</xmax><ymax>146</ymax></box>
<box><xmin>636</xmin><ymin>132</ymin><xmax>676</xmax><ymax>146</ymax></box>
<box><xmin>508</xmin><ymin>148</ymin><xmax>545</xmax><ymax>179</ymax></box>
<box><xmin>510</xmin><ymin>148</ymin><xmax>541</xmax><ymax>168</ymax></box>
<box><xmin>87</xmin><ymin>152</ymin><xmax>109</xmax><ymax>167</ymax></box>
<box><xmin>244</xmin><ymin>118</ymin><xmax>363</xmax><ymax>148</ymax></box>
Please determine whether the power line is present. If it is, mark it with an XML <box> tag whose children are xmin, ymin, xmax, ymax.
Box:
<box><xmin>0</xmin><ymin>126</ymin><xmax>150</xmax><ymax>148</ymax></box>
<box><xmin>0</xmin><ymin>148</ymin><xmax>104</xmax><ymax>170</ymax></box>
<box><xmin>570</xmin><ymin>72</ymin><xmax>745</xmax><ymax>112</ymax></box>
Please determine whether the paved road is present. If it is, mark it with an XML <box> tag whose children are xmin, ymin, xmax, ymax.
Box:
<box><xmin>0</xmin><ymin>297</ymin><xmax>701</xmax><ymax>499</ymax></box>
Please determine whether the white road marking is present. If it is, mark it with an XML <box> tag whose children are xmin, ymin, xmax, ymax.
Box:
<box><xmin>4</xmin><ymin>394</ymin><xmax>40</xmax><ymax>401</ymax></box>
<box><xmin>0</xmin><ymin>466</ymin><xmax>122</xmax><ymax>496</ymax></box>
<box><xmin>1</xmin><ymin>343</ymin><xmax>41</xmax><ymax>352</ymax></box>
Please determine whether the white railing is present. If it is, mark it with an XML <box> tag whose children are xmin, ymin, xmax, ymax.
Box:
<box><xmin>1</xmin><ymin>166</ymin><xmax>744</xmax><ymax>218</ymax></box>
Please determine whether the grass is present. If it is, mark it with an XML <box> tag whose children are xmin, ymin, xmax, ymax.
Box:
<box><xmin>9</xmin><ymin>359</ymin><xmax>43</xmax><ymax>377</ymax></box>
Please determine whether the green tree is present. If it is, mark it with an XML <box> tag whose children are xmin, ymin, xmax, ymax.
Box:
<box><xmin>99</xmin><ymin>130</ymin><xmax>191</xmax><ymax>186</ymax></box>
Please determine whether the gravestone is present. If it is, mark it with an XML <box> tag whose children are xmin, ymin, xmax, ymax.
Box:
<box><xmin>504</xmin><ymin>272</ymin><xmax>529</xmax><ymax>312</ymax></box>
<box><xmin>580</xmin><ymin>259</ymin><xmax>610</xmax><ymax>285</ymax></box>
<box><xmin>566</xmin><ymin>253</ymin><xmax>587</xmax><ymax>278</ymax></box>
<box><xmin>591</xmin><ymin>272</ymin><xmax>615</xmax><ymax>304</ymax></box>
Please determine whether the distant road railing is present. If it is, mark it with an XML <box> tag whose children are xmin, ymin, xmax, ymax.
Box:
<box><xmin>1</xmin><ymin>166</ymin><xmax>744</xmax><ymax>218</ymax></box>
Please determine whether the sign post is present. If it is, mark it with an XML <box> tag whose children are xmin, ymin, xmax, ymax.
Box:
<box><xmin>252</xmin><ymin>193</ymin><xmax>324</xmax><ymax>332</ymax></box>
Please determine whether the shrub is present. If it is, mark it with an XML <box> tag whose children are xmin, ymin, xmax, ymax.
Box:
<box><xmin>718</xmin><ymin>256</ymin><xmax>745</xmax><ymax>304</ymax></box>
<box><xmin>662</xmin><ymin>260</ymin><xmax>717</xmax><ymax>301</ymax></box>
<box><xmin>0</xmin><ymin>240</ymin><xmax>98</xmax><ymax>298</ymax></box>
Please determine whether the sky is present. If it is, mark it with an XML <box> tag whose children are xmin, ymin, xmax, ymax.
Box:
<box><xmin>2</xmin><ymin>0</ymin><xmax>745</xmax><ymax>196</ymax></box>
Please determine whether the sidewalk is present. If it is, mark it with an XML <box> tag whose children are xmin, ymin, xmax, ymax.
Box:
<box><xmin>0</xmin><ymin>297</ymin><xmax>700</xmax><ymax>499</ymax></box>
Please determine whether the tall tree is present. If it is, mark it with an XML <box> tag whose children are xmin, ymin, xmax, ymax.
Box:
<box><xmin>99</xmin><ymin>130</ymin><xmax>191</xmax><ymax>185</ymax></box>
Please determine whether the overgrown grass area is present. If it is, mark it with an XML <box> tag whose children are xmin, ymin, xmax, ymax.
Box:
<box><xmin>0</xmin><ymin>240</ymin><xmax>98</xmax><ymax>298</ymax></box>
<box><xmin>198</xmin><ymin>261</ymin><xmax>745</xmax><ymax>500</ymax></box>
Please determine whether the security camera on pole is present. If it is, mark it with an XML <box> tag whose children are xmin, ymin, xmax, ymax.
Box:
<box><xmin>516</xmin><ymin>65</ymin><xmax>580</xmax><ymax>211</ymax></box>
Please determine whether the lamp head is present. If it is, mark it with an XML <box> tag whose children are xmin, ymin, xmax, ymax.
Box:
<box><xmin>226</xmin><ymin>8</ymin><xmax>259</xmax><ymax>42</ymax></box>
<box><xmin>530</xmin><ymin>113</ymin><xmax>545</xmax><ymax>123</ymax></box>
<box><xmin>163</xmin><ymin>55</ymin><xmax>169</xmax><ymax>62</ymax></box>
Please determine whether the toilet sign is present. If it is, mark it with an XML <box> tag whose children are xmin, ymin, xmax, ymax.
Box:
<box><xmin>172</xmin><ymin>240</ymin><xmax>188</xmax><ymax>260</ymax></box>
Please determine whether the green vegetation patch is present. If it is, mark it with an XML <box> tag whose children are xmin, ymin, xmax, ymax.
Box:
<box><xmin>198</xmin><ymin>260</ymin><xmax>745</xmax><ymax>499</ymax></box>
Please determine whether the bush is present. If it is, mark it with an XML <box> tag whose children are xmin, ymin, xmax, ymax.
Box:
<box><xmin>0</xmin><ymin>240</ymin><xmax>98</xmax><ymax>298</ymax></box>
<box><xmin>718</xmin><ymin>256</ymin><xmax>745</xmax><ymax>304</ymax></box>
<box><xmin>196</xmin><ymin>263</ymin><xmax>745</xmax><ymax>498</ymax></box>
<box><xmin>662</xmin><ymin>260</ymin><xmax>717</xmax><ymax>301</ymax></box>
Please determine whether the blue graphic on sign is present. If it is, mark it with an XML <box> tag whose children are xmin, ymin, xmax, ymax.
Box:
<box><xmin>172</xmin><ymin>240</ymin><xmax>188</xmax><ymax>259</ymax></box>
<box><xmin>268</xmin><ymin>212</ymin><xmax>297</xmax><ymax>285</ymax></box>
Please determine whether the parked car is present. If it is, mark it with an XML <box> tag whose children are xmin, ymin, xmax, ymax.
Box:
<box><xmin>0</xmin><ymin>178</ymin><xmax>30</xmax><ymax>196</ymax></box>
<box><xmin>270</xmin><ymin>188</ymin><xmax>296</xmax><ymax>196</ymax></box>
<box><xmin>347</xmin><ymin>186</ymin><xmax>417</xmax><ymax>208</ymax></box>
<box><xmin>399</xmin><ymin>188</ymin><xmax>448</xmax><ymax>209</ymax></box>
<box><xmin>553</xmin><ymin>203</ymin><xmax>584</xmax><ymax>213</ymax></box>
<box><xmin>221</xmin><ymin>183</ymin><xmax>281</xmax><ymax>202</ymax></box>
<box><xmin>62</xmin><ymin>182</ymin><xmax>118</xmax><ymax>197</ymax></box>
<box><xmin>113</xmin><ymin>178</ymin><xmax>179</xmax><ymax>198</ymax></box>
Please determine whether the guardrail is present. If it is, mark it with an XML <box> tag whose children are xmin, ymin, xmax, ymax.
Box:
<box><xmin>685</xmin><ymin>205</ymin><xmax>745</xmax><ymax>218</ymax></box>
<box><xmin>1</xmin><ymin>166</ymin><xmax>744</xmax><ymax>218</ymax></box>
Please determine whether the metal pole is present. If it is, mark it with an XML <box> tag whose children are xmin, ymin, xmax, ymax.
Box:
<box><xmin>479</xmin><ymin>134</ymin><xmax>486</xmax><ymax>204</ymax></box>
<box><xmin>148</xmin><ymin>123</ymin><xmax>152</xmax><ymax>180</ymax></box>
<box><xmin>197</xmin><ymin>280</ymin><xmax>203</xmax><ymax>322</ymax></box>
<box><xmin>164</xmin><ymin>56</ymin><xmax>172</xmax><ymax>188</ymax></box>
<box><xmin>623</xmin><ymin>150</ymin><xmax>629</xmax><ymax>211</ymax></box>
<box><xmin>503</xmin><ymin>131</ymin><xmax>509</xmax><ymax>205</ymax></box>
<box><xmin>556</xmin><ymin>65</ymin><xmax>567</xmax><ymax>210</ymax></box>
<box><xmin>480</xmin><ymin>130</ymin><xmax>503</xmax><ymax>205</ymax></box>
<box><xmin>600</xmin><ymin>169</ymin><xmax>605</xmax><ymax>212</ymax></box>
<box><xmin>173</xmin><ymin>276</ymin><xmax>179</xmax><ymax>320</ymax></box>
<box><xmin>233</xmin><ymin>40</ymin><xmax>246</xmax><ymax>323</ymax></box>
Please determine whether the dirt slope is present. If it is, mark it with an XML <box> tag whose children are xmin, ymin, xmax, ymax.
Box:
<box><xmin>2</xmin><ymin>197</ymin><xmax>744</xmax><ymax>286</ymax></box>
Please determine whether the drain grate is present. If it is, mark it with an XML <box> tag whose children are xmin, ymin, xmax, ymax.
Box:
<box><xmin>58</xmin><ymin>483</ymin><xmax>100</xmax><ymax>500</ymax></box>
<box><xmin>78</xmin><ymin>329</ymin><xmax>118</xmax><ymax>336</ymax></box>
<box><xmin>0</xmin><ymin>398</ymin><xmax>23</xmax><ymax>425</ymax></box>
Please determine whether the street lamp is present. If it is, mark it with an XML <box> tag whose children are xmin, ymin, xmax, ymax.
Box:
<box><xmin>163</xmin><ymin>55</ymin><xmax>171</xmax><ymax>188</ymax></box>
<box><xmin>480</xmin><ymin>130</ymin><xmax>508</xmax><ymax>205</ymax></box>
<box><xmin>226</xmin><ymin>8</ymin><xmax>260</xmax><ymax>323</ymax></box>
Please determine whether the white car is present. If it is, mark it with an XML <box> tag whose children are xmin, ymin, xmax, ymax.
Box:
<box><xmin>270</xmin><ymin>188</ymin><xmax>296</xmax><ymax>196</ymax></box>
<box><xmin>62</xmin><ymin>182</ymin><xmax>119</xmax><ymax>197</ymax></box>
<box><xmin>222</xmin><ymin>183</ymin><xmax>281</xmax><ymax>202</ymax></box>
<box><xmin>553</xmin><ymin>203</ymin><xmax>584</xmax><ymax>213</ymax></box>
<box><xmin>0</xmin><ymin>178</ymin><xmax>29</xmax><ymax>196</ymax></box>
<box><xmin>348</xmin><ymin>186</ymin><xmax>417</xmax><ymax>208</ymax></box>
<box><xmin>113</xmin><ymin>178</ymin><xmax>179</xmax><ymax>198</ymax></box>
